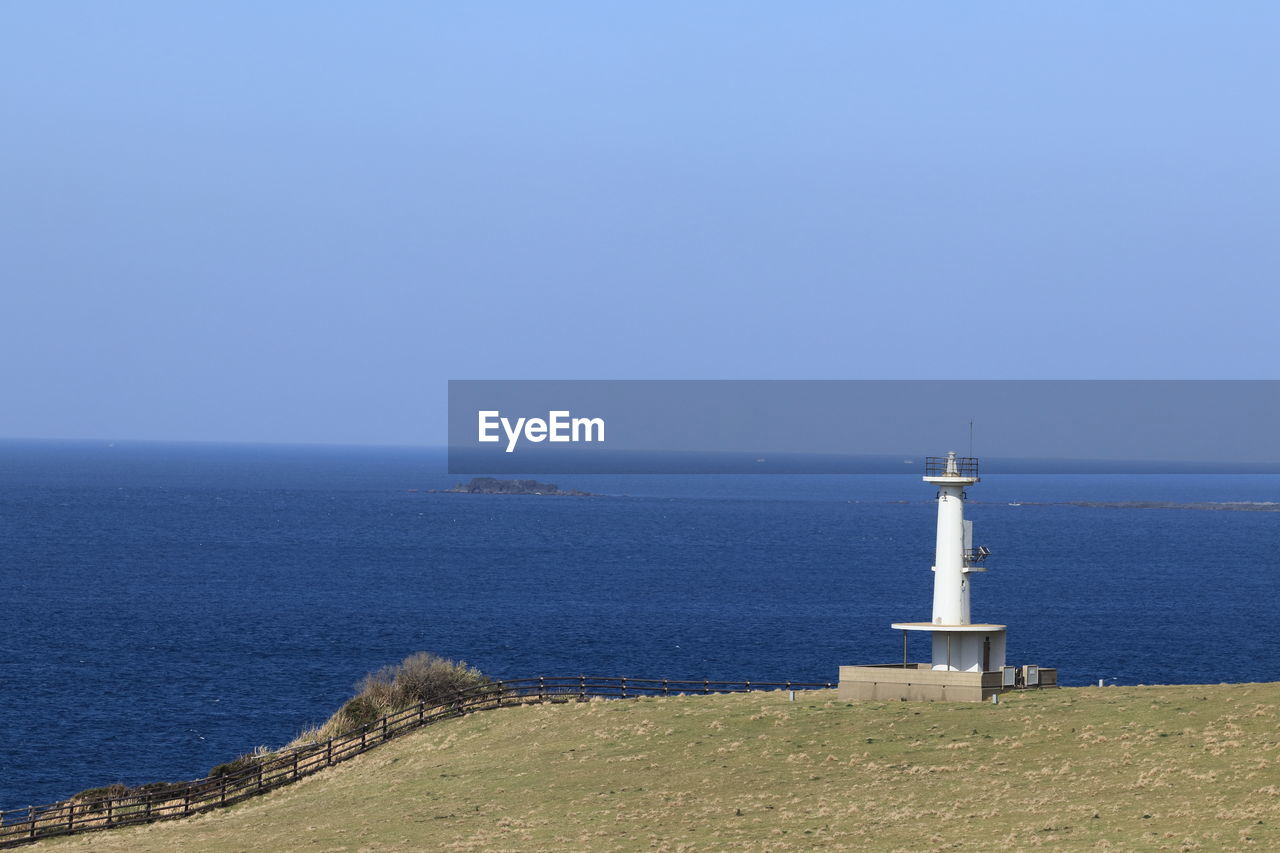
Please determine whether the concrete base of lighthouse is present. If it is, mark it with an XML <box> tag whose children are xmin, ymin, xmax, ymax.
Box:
<box><xmin>836</xmin><ymin>662</ymin><xmax>1059</xmax><ymax>702</ymax></box>
<box><xmin>838</xmin><ymin>624</ymin><xmax>1056</xmax><ymax>703</ymax></box>
<box><xmin>837</xmin><ymin>664</ymin><xmax>1029</xmax><ymax>702</ymax></box>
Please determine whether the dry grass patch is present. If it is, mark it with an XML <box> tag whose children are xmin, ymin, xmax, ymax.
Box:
<box><xmin>32</xmin><ymin>683</ymin><xmax>1280</xmax><ymax>851</ymax></box>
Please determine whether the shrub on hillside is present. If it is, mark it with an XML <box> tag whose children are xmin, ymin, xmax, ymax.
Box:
<box><xmin>290</xmin><ymin>652</ymin><xmax>490</xmax><ymax>747</ymax></box>
<box><xmin>360</xmin><ymin>651</ymin><xmax>490</xmax><ymax>710</ymax></box>
<box><xmin>339</xmin><ymin>694</ymin><xmax>383</xmax><ymax>728</ymax></box>
<box><xmin>72</xmin><ymin>783</ymin><xmax>129</xmax><ymax>803</ymax></box>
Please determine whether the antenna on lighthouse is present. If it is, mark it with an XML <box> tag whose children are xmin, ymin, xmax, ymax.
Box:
<box><xmin>969</xmin><ymin>420</ymin><xmax>974</xmax><ymax>458</ymax></box>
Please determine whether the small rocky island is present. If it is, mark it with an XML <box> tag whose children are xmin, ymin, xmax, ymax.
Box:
<box><xmin>436</xmin><ymin>477</ymin><xmax>593</xmax><ymax>496</ymax></box>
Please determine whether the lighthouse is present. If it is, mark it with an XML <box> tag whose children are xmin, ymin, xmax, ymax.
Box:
<box><xmin>837</xmin><ymin>451</ymin><xmax>1056</xmax><ymax>701</ymax></box>
<box><xmin>890</xmin><ymin>451</ymin><xmax>1005</xmax><ymax>673</ymax></box>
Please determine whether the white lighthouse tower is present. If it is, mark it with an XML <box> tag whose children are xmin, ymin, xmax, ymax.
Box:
<box><xmin>837</xmin><ymin>451</ymin><xmax>1054</xmax><ymax>701</ymax></box>
<box><xmin>891</xmin><ymin>452</ymin><xmax>1005</xmax><ymax>672</ymax></box>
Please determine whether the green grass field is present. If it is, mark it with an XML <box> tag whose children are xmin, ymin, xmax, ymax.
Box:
<box><xmin>33</xmin><ymin>683</ymin><xmax>1280</xmax><ymax>851</ymax></box>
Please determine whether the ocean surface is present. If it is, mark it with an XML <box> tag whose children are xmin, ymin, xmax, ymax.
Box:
<box><xmin>1</xmin><ymin>439</ymin><xmax>1277</xmax><ymax>809</ymax></box>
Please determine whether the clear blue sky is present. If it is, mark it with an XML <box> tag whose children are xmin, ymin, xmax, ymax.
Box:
<box><xmin>2</xmin><ymin>2</ymin><xmax>1276</xmax><ymax>446</ymax></box>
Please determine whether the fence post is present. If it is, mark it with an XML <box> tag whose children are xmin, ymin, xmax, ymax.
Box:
<box><xmin>745</xmin><ymin>681</ymin><xmax>751</xmax><ymax>692</ymax></box>
<box><xmin>220</xmin><ymin>776</ymin><xmax>228</xmax><ymax>805</ymax></box>
<box><xmin>326</xmin><ymin>738</ymin><xmax>334</xmax><ymax>767</ymax></box>
<box><xmin>66</xmin><ymin>802</ymin><xmax>73</xmax><ymax>831</ymax></box>
<box><xmin>418</xmin><ymin>700</ymin><xmax>426</xmax><ymax>723</ymax></box>
<box><xmin>539</xmin><ymin>675</ymin><xmax>545</xmax><ymax>701</ymax></box>
<box><xmin>292</xmin><ymin>752</ymin><xmax>300</xmax><ymax>781</ymax></box>
<box><xmin>579</xmin><ymin>674</ymin><xmax>585</xmax><ymax>701</ymax></box>
<box><xmin>28</xmin><ymin>806</ymin><xmax>35</xmax><ymax>839</ymax></box>
<box><xmin>703</xmin><ymin>679</ymin><xmax>709</xmax><ymax>694</ymax></box>
<box><xmin>183</xmin><ymin>788</ymin><xmax>191</xmax><ymax>816</ymax></box>
<box><xmin>496</xmin><ymin>680</ymin><xmax>503</xmax><ymax>708</ymax></box>
<box><xmin>382</xmin><ymin>715</ymin><xmax>388</xmax><ymax>741</ymax></box>
<box><xmin>360</xmin><ymin>727</ymin><xmax>367</xmax><ymax>751</ymax></box>
<box><xmin>145</xmin><ymin>791</ymin><xmax>153</xmax><ymax>821</ymax></box>
<box><xmin>663</xmin><ymin>678</ymin><xmax>668</xmax><ymax>696</ymax></box>
<box><xmin>106</xmin><ymin>797</ymin><xmax>113</xmax><ymax>826</ymax></box>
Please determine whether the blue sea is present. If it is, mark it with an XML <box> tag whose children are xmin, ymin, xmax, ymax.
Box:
<box><xmin>1</xmin><ymin>440</ymin><xmax>1277</xmax><ymax>809</ymax></box>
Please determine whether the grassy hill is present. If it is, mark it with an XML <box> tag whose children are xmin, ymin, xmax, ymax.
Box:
<box><xmin>33</xmin><ymin>683</ymin><xmax>1280</xmax><ymax>851</ymax></box>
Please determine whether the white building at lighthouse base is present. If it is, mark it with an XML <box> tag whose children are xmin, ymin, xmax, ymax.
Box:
<box><xmin>890</xmin><ymin>622</ymin><xmax>1006</xmax><ymax>673</ymax></box>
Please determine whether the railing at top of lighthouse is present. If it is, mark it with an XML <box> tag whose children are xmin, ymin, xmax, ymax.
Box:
<box><xmin>923</xmin><ymin>454</ymin><xmax>979</xmax><ymax>480</ymax></box>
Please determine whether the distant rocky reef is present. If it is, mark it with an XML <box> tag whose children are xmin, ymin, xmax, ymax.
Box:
<box><xmin>435</xmin><ymin>477</ymin><xmax>593</xmax><ymax>496</ymax></box>
<box><xmin>1059</xmin><ymin>500</ymin><xmax>1280</xmax><ymax>511</ymax></box>
<box><xmin>976</xmin><ymin>500</ymin><xmax>1280</xmax><ymax>512</ymax></box>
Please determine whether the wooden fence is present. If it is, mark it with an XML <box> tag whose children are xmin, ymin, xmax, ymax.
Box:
<box><xmin>0</xmin><ymin>675</ymin><xmax>832</xmax><ymax>848</ymax></box>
